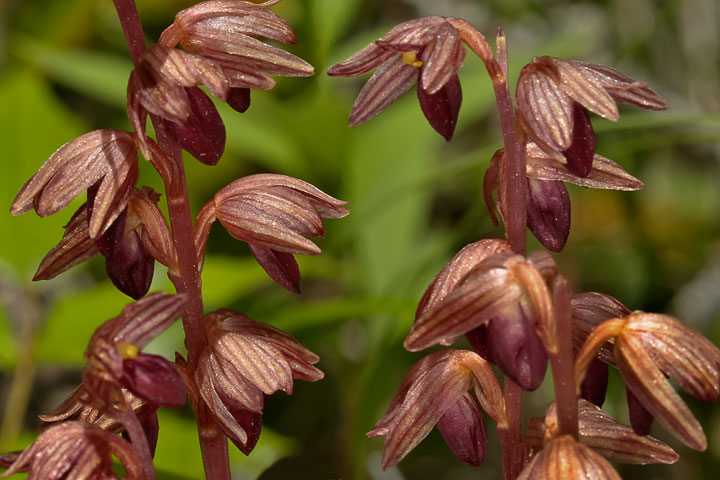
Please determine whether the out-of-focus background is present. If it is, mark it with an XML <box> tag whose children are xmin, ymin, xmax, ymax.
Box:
<box><xmin>1</xmin><ymin>0</ymin><xmax>719</xmax><ymax>478</ymax></box>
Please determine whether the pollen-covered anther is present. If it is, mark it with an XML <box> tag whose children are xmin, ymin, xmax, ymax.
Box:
<box><xmin>402</xmin><ymin>51</ymin><xmax>423</xmax><ymax>67</ymax></box>
<box><xmin>116</xmin><ymin>342</ymin><xmax>139</xmax><ymax>360</ymax></box>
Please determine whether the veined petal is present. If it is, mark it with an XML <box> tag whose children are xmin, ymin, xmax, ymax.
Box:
<box><xmin>375</xmin><ymin>17</ymin><xmax>447</xmax><ymax>51</ymax></box>
<box><xmin>615</xmin><ymin>333</ymin><xmax>707</xmax><ymax>450</ymax></box>
<box><xmin>551</xmin><ymin>58</ymin><xmax>619</xmax><ymax>121</ymax></box>
<box><xmin>405</xmin><ymin>257</ymin><xmax>523</xmax><ymax>351</ymax></box>
<box><xmin>188</xmin><ymin>9</ymin><xmax>297</xmax><ymax>44</ymax></box>
<box><xmin>214</xmin><ymin>332</ymin><xmax>294</xmax><ymax>395</ymax></box>
<box><xmin>349</xmin><ymin>55</ymin><xmax>417</xmax><ymax>126</ymax></box>
<box><xmin>33</xmin><ymin>203</ymin><xmax>99</xmax><ymax>281</ymax></box>
<box><xmin>369</xmin><ymin>350</ymin><xmax>473</xmax><ymax>470</ymax></box>
<box><xmin>516</xmin><ymin>65</ymin><xmax>574</xmax><ymax>152</ymax></box>
<box><xmin>568</xmin><ymin>61</ymin><xmax>668</xmax><ymax>110</ymax></box>
<box><xmin>570</xmin><ymin>292</ymin><xmax>628</xmax><ymax>362</ymax></box>
<box><xmin>140</xmin><ymin>45</ymin><xmax>228</xmax><ymax>100</ymax></box>
<box><xmin>419</xmin><ymin>22</ymin><xmax>465</xmax><ymax>95</ymax></box>
<box><xmin>526</xmin><ymin>142</ymin><xmax>644</xmax><ymax>191</ymax></box>
<box><xmin>518</xmin><ymin>435</ymin><xmax>620</xmax><ymax>480</ymax></box>
<box><xmin>104</xmin><ymin>292</ymin><xmax>186</xmax><ymax>348</ymax></box>
<box><xmin>624</xmin><ymin>313</ymin><xmax>720</xmax><ymax>402</ymax></box>
<box><xmin>11</xmin><ymin>130</ymin><xmax>138</xmax><ymax>238</ymax></box>
<box><xmin>183</xmin><ymin>28</ymin><xmax>313</xmax><ymax>77</ymax></box>
<box><xmin>416</xmin><ymin>239</ymin><xmax>512</xmax><ymax>320</ymax></box>
<box><xmin>327</xmin><ymin>43</ymin><xmax>395</xmax><ymax>77</ymax></box>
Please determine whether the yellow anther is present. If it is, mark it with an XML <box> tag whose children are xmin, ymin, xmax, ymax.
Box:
<box><xmin>116</xmin><ymin>342</ymin><xmax>139</xmax><ymax>359</ymax></box>
<box><xmin>402</xmin><ymin>51</ymin><xmax>423</xmax><ymax>68</ymax></box>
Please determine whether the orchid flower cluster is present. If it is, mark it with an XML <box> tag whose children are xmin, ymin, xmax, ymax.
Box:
<box><xmin>1</xmin><ymin>1</ymin><xmax>347</xmax><ymax>479</ymax></box>
<box><xmin>329</xmin><ymin>15</ymin><xmax>720</xmax><ymax>479</ymax></box>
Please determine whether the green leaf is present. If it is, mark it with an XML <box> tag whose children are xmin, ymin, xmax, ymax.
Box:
<box><xmin>17</xmin><ymin>39</ymin><xmax>132</xmax><ymax>109</ymax></box>
<box><xmin>0</xmin><ymin>69</ymin><xmax>86</xmax><ymax>274</ymax></box>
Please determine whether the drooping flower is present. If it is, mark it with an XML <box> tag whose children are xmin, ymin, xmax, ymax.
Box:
<box><xmin>194</xmin><ymin>174</ymin><xmax>349</xmax><ymax>293</ymax></box>
<box><xmin>195</xmin><ymin>309</ymin><xmax>324</xmax><ymax>453</ymax></box>
<box><xmin>515</xmin><ymin>57</ymin><xmax>667</xmax><ymax>177</ymax></box>
<box><xmin>328</xmin><ymin>16</ymin><xmax>474</xmax><ymax>140</ymax></box>
<box><xmin>575</xmin><ymin>312</ymin><xmax>720</xmax><ymax>450</ymax></box>
<box><xmin>32</xmin><ymin>187</ymin><xmax>173</xmax><ymax>299</ymax></box>
<box><xmin>11</xmin><ymin>129</ymin><xmax>138</xmax><ymax>239</ymax></box>
<box><xmin>483</xmin><ymin>142</ymin><xmax>644</xmax><ymax>251</ymax></box>
<box><xmin>0</xmin><ymin>422</ymin><xmax>142</xmax><ymax>480</ymax></box>
<box><xmin>526</xmin><ymin>399</ymin><xmax>678</xmax><ymax>465</ymax></box>
<box><xmin>368</xmin><ymin>350</ymin><xmax>505</xmax><ymax>470</ymax></box>
<box><xmin>83</xmin><ymin>292</ymin><xmax>187</xmax><ymax>412</ymax></box>
<box><xmin>128</xmin><ymin>0</ymin><xmax>314</xmax><ymax>165</ymax></box>
<box><xmin>38</xmin><ymin>384</ymin><xmax>161</xmax><ymax>457</ymax></box>
<box><xmin>406</xmin><ymin>248</ymin><xmax>553</xmax><ymax>390</ymax></box>
<box><xmin>518</xmin><ymin>434</ymin><xmax>620</xmax><ymax>480</ymax></box>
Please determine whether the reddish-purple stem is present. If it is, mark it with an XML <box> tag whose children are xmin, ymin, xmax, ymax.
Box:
<box><xmin>491</xmin><ymin>28</ymin><xmax>527</xmax><ymax>256</ymax></box>
<box><xmin>485</xmin><ymin>28</ymin><xmax>527</xmax><ymax>480</ymax></box>
<box><xmin>550</xmin><ymin>276</ymin><xmax>579</xmax><ymax>439</ymax></box>
<box><xmin>498</xmin><ymin>379</ymin><xmax>524</xmax><ymax>480</ymax></box>
<box><xmin>112</xmin><ymin>1</ymin><xmax>225</xmax><ymax>478</ymax></box>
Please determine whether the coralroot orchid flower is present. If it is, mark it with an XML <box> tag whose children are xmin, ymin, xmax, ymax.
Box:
<box><xmin>484</xmin><ymin>142</ymin><xmax>644</xmax><ymax>251</ymax></box>
<box><xmin>328</xmin><ymin>16</ymin><xmax>470</xmax><ymax>140</ymax></box>
<box><xmin>0</xmin><ymin>422</ymin><xmax>143</xmax><ymax>480</ymax></box>
<box><xmin>406</xmin><ymin>248</ymin><xmax>554</xmax><ymax>390</ymax></box>
<box><xmin>368</xmin><ymin>350</ymin><xmax>505</xmax><ymax>470</ymax></box>
<box><xmin>195</xmin><ymin>309</ymin><xmax>324</xmax><ymax>453</ymax></box>
<box><xmin>128</xmin><ymin>0</ymin><xmax>314</xmax><ymax>165</ymax></box>
<box><xmin>11</xmin><ymin>129</ymin><xmax>138</xmax><ymax>239</ymax></box>
<box><xmin>32</xmin><ymin>187</ymin><xmax>173</xmax><ymax>299</ymax></box>
<box><xmin>195</xmin><ymin>174</ymin><xmax>349</xmax><ymax>293</ymax></box>
<box><xmin>518</xmin><ymin>435</ymin><xmax>620</xmax><ymax>480</ymax></box>
<box><xmin>515</xmin><ymin>57</ymin><xmax>667</xmax><ymax>177</ymax></box>
<box><xmin>575</xmin><ymin>312</ymin><xmax>720</xmax><ymax>450</ymax></box>
<box><xmin>526</xmin><ymin>399</ymin><xmax>678</xmax><ymax>465</ymax></box>
<box><xmin>83</xmin><ymin>292</ymin><xmax>187</xmax><ymax>412</ymax></box>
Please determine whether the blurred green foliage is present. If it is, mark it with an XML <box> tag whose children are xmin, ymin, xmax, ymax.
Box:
<box><xmin>1</xmin><ymin>0</ymin><xmax>719</xmax><ymax>479</ymax></box>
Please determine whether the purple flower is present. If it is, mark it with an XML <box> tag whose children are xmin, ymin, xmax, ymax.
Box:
<box><xmin>195</xmin><ymin>309</ymin><xmax>323</xmax><ymax>453</ymax></box>
<box><xmin>484</xmin><ymin>142</ymin><xmax>644</xmax><ymax>251</ymax></box>
<box><xmin>515</xmin><ymin>57</ymin><xmax>667</xmax><ymax>176</ymax></box>
<box><xmin>575</xmin><ymin>312</ymin><xmax>720</xmax><ymax>450</ymax></box>
<box><xmin>195</xmin><ymin>174</ymin><xmax>349</xmax><ymax>292</ymax></box>
<box><xmin>128</xmin><ymin>0</ymin><xmax>314</xmax><ymax>165</ymax></box>
<box><xmin>0</xmin><ymin>422</ymin><xmax>142</xmax><ymax>479</ymax></box>
<box><xmin>328</xmin><ymin>17</ymin><xmax>469</xmax><ymax>140</ymax></box>
<box><xmin>83</xmin><ymin>293</ymin><xmax>187</xmax><ymax>412</ymax></box>
<box><xmin>406</xmin><ymin>246</ymin><xmax>554</xmax><ymax>390</ymax></box>
<box><xmin>11</xmin><ymin>129</ymin><xmax>138</xmax><ymax>239</ymax></box>
<box><xmin>368</xmin><ymin>350</ymin><xmax>505</xmax><ymax>469</ymax></box>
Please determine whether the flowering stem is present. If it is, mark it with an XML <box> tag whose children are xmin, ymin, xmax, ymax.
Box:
<box><xmin>549</xmin><ymin>276</ymin><xmax>578</xmax><ymax>439</ymax></box>
<box><xmin>112</xmin><ymin>1</ymin><xmax>222</xmax><ymax>477</ymax></box>
<box><xmin>112</xmin><ymin>0</ymin><xmax>146</xmax><ymax>66</ymax></box>
<box><xmin>491</xmin><ymin>28</ymin><xmax>526</xmax><ymax>255</ymax></box>
<box><xmin>498</xmin><ymin>378</ymin><xmax>524</xmax><ymax>480</ymax></box>
<box><xmin>196</xmin><ymin>402</ymin><xmax>231</xmax><ymax>480</ymax></box>
<box><xmin>488</xmin><ymin>28</ymin><xmax>527</xmax><ymax>480</ymax></box>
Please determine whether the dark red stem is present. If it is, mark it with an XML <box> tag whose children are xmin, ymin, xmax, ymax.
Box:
<box><xmin>491</xmin><ymin>28</ymin><xmax>527</xmax><ymax>255</ymax></box>
<box><xmin>550</xmin><ymin>276</ymin><xmax>579</xmax><ymax>438</ymax></box>
<box><xmin>112</xmin><ymin>1</ymin><xmax>225</xmax><ymax>478</ymax></box>
<box><xmin>497</xmin><ymin>379</ymin><xmax>524</xmax><ymax>480</ymax></box>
